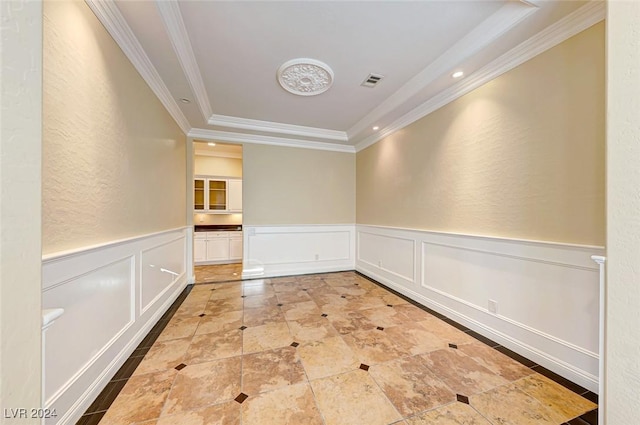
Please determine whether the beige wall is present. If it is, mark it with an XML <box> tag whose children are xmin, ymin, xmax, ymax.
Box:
<box><xmin>194</xmin><ymin>155</ymin><xmax>242</xmax><ymax>177</ymax></box>
<box><xmin>606</xmin><ymin>3</ymin><xmax>640</xmax><ymax>423</ymax></box>
<box><xmin>0</xmin><ymin>0</ymin><xmax>43</xmax><ymax>417</ymax></box>
<box><xmin>356</xmin><ymin>22</ymin><xmax>605</xmax><ymax>246</ymax></box>
<box><xmin>243</xmin><ymin>144</ymin><xmax>355</xmax><ymax>225</ymax></box>
<box><xmin>43</xmin><ymin>0</ymin><xmax>186</xmax><ymax>254</ymax></box>
<box><xmin>193</xmin><ymin>155</ymin><xmax>243</xmax><ymax>225</ymax></box>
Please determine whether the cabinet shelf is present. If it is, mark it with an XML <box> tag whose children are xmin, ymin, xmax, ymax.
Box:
<box><xmin>194</xmin><ymin>177</ymin><xmax>242</xmax><ymax>214</ymax></box>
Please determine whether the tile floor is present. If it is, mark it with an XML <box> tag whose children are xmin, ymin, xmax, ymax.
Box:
<box><xmin>194</xmin><ymin>264</ymin><xmax>243</xmax><ymax>284</ymax></box>
<box><xmin>83</xmin><ymin>272</ymin><xmax>598</xmax><ymax>425</ymax></box>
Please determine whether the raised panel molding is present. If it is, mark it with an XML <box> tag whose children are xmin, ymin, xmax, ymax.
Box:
<box><xmin>242</xmin><ymin>225</ymin><xmax>355</xmax><ymax>278</ymax></box>
<box><xmin>41</xmin><ymin>227</ymin><xmax>190</xmax><ymax>425</ymax></box>
<box><xmin>355</xmin><ymin>224</ymin><xmax>604</xmax><ymax>392</ymax></box>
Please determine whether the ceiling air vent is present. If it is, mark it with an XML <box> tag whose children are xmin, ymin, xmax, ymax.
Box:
<box><xmin>361</xmin><ymin>73</ymin><xmax>384</xmax><ymax>88</ymax></box>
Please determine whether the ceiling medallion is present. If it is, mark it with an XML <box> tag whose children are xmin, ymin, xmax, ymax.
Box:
<box><xmin>277</xmin><ymin>58</ymin><xmax>334</xmax><ymax>96</ymax></box>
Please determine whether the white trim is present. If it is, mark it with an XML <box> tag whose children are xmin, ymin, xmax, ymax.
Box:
<box><xmin>591</xmin><ymin>254</ymin><xmax>606</xmax><ymax>422</ymax></box>
<box><xmin>84</xmin><ymin>0</ymin><xmax>190</xmax><ymax>134</ymax></box>
<box><xmin>42</xmin><ymin>226</ymin><xmax>192</xmax><ymax>263</ymax></box>
<box><xmin>242</xmin><ymin>224</ymin><xmax>356</xmax><ymax>278</ymax></box>
<box><xmin>155</xmin><ymin>0</ymin><xmax>213</xmax><ymax>121</ymax></box>
<box><xmin>348</xmin><ymin>0</ymin><xmax>539</xmax><ymax>140</ymax></box>
<box><xmin>208</xmin><ymin>114</ymin><xmax>348</xmax><ymax>142</ymax></box>
<box><xmin>354</xmin><ymin>1</ymin><xmax>606</xmax><ymax>152</ymax></box>
<box><xmin>188</xmin><ymin>128</ymin><xmax>356</xmax><ymax>153</ymax></box>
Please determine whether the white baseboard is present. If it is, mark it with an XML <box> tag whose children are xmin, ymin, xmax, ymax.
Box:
<box><xmin>356</xmin><ymin>224</ymin><xmax>604</xmax><ymax>392</ymax></box>
<box><xmin>242</xmin><ymin>224</ymin><xmax>355</xmax><ymax>279</ymax></box>
<box><xmin>41</xmin><ymin>227</ymin><xmax>190</xmax><ymax>425</ymax></box>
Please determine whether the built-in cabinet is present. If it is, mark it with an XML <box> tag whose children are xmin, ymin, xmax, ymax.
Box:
<box><xmin>194</xmin><ymin>176</ymin><xmax>242</xmax><ymax>213</ymax></box>
<box><xmin>194</xmin><ymin>231</ymin><xmax>243</xmax><ymax>264</ymax></box>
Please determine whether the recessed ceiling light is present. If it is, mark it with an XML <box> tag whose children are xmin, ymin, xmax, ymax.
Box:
<box><xmin>208</xmin><ymin>142</ymin><xmax>216</xmax><ymax>147</ymax></box>
<box><xmin>180</xmin><ymin>98</ymin><xmax>191</xmax><ymax>103</ymax></box>
<box><xmin>452</xmin><ymin>71</ymin><xmax>464</xmax><ymax>79</ymax></box>
<box><xmin>372</xmin><ymin>126</ymin><xmax>379</xmax><ymax>131</ymax></box>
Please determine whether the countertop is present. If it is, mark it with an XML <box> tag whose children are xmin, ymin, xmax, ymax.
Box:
<box><xmin>194</xmin><ymin>225</ymin><xmax>242</xmax><ymax>232</ymax></box>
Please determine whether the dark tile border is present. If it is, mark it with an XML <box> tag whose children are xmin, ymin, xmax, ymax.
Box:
<box><xmin>77</xmin><ymin>284</ymin><xmax>193</xmax><ymax>422</ymax></box>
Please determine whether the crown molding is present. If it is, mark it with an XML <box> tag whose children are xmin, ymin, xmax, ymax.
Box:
<box><xmin>189</xmin><ymin>128</ymin><xmax>356</xmax><ymax>153</ymax></box>
<box><xmin>347</xmin><ymin>0</ymin><xmax>540</xmax><ymax>140</ymax></box>
<box><xmin>194</xmin><ymin>149</ymin><xmax>242</xmax><ymax>159</ymax></box>
<box><xmin>355</xmin><ymin>0</ymin><xmax>605</xmax><ymax>152</ymax></box>
<box><xmin>208</xmin><ymin>114</ymin><xmax>348</xmax><ymax>142</ymax></box>
<box><xmin>85</xmin><ymin>0</ymin><xmax>190</xmax><ymax>134</ymax></box>
<box><xmin>156</xmin><ymin>0</ymin><xmax>213</xmax><ymax>121</ymax></box>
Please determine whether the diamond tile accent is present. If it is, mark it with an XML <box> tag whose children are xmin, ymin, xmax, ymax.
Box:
<box><xmin>241</xmin><ymin>295</ymin><xmax>247</xmax><ymax>298</ymax></box>
<box><xmin>359</xmin><ymin>363</ymin><xmax>370</xmax><ymax>371</ymax></box>
<box><xmin>456</xmin><ymin>394</ymin><xmax>469</xmax><ymax>404</ymax></box>
<box><xmin>321</xmin><ymin>313</ymin><xmax>328</xmax><ymax>317</ymax></box>
<box><xmin>198</xmin><ymin>313</ymin><xmax>206</xmax><ymax>317</ymax></box>
<box><xmin>376</xmin><ymin>326</ymin><xmax>384</xmax><ymax>331</ymax></box>
<box><xmin>234</xmin><ymin>392</ymin><xmax>249</xmax><ymax>404</ymax></box>
<box><xmin>387</xmin><ymin>304</ymin><xmax>393</xmax><ymax>307</ymax></box>
<box><xmin>341</xmin><ymin>295</ymin><xmax>347</xmax><ymax>299</ymax></box>
<box><xmin>175</xmin><ymin>363</ymin><xmax>187</xmax><ymax>371</ymax></box>
<box><xmin>449</xmin><ymin>343</ymin><xmax>458</xmax><ymax>349</ymax></box>
<box><xmin>239</xmin><ymin>326</ymin><xmax>247</xmax><ymax>330</ymax></box>
<box><xmin>277</xmin><ymin>303</ymin><xmax>283</xmax><ymax>307</ymax></box>
<box><xmin>290</xmin><ymin>342</ymin><xmax>300</xmax><ymax>347</ymax></box>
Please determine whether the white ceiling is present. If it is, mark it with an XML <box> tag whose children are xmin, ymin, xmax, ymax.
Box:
<box><xmin>89</xmin><ymin>0</ymin><xmax>604</xmax><ymax>152</ymax></box>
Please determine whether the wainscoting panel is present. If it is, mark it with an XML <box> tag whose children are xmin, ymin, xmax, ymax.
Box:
<box><xmin>356</xmin><ymin>224</ymin><xmax>604</xmax><ymax>392</ymax></box>
<box><xmin>41</xmin><ymin>227</ymin><xmax>190</xmax><ymax>425</ymax></box>
<box><xmin>243</xmin><ymin>225</ymin><xmax>355</xmax><ymax>278</ymax></box>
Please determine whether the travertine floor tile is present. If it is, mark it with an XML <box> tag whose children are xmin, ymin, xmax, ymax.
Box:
<box><xmin>342</xmin><ymin>328</ymin><xmax>411</xmax><ymax>365</ymax></box>
<box><xmin>359</xmin><ymin>305</ymin><xmax>411</xmax><ymax>328</ymax></box>
<box><xmin>417</xmin><ymin>318</ymin><xmax>477</xmax><ymax>346</ymax></box>
<box><xmin>241</xmin><ymin>382</ymin><xmax>323</xmax><ymax>425</ymax></box>
<box><xmin>243</xmin><ymin>322</ymin><xmax>292</xmax><ymax>353</ymax></box>
<box><xmin>157</xmin><ymin>316</ymin><xmax>201</xmax><ymax>342</ymax></box>
<box><xmin>384</xmin><ymin>322</ymin><xmax>447</xmax><ymax>355</ymax></box>
<box><xmin>194</xmin><ymin>264</ymin><xmax>242</xmax><ymax>284</ymax></box>
<box><xmin>205</xmin><ymin>297</ymin><xmax>244</xmax><ymax>315</ymax></box>
<box><xmin>287</xmin><ymin>316</ymin><xmax>338</xmax><ymax>342</ymax></box>
<box><xmin>100</xmin><ymin>369</ymin><xmax>177</xmax><ymax>425</ymax></box>
<box><xmin>133</xmin><ymin>338</ymin><xmax>191</xmax><ymax>376</ymax></box>
<box><xmin>326</xmin><ymin>310</ymin><xmax>376</xmax><ymax>334</ymax></box>
<box><xmin>195</xmin><ymin>310</ymin><xmax>243</xmax><ymax>335</ymax></box>
<box><xmin>513</xmin><ymin>373</ymin><xmax>597</xmax><ymax>422</ymax></box>
<box><xmin>243</xmin><ymin>294</ymin><xmax>279</xmax><ymax>309</ymax></box>
<box><xmin>185</xmin><ymin>329</ymin><xmax>242</xmax><ymax>364</ymax></box>
<box><xmin>422</xmin><ymin>348</ymin><xmax>508</xmax><ymax>395</ymax></box>
<box><xmin>243</xmin><ymin>305</ymin><xmax>285</xmax><ymax>327</ymax></box>
<box><xmin>155</xmin><ymin>401</ymin><xmax>240</xmax><ymax>425</ymax></box>
<box><xmin>369</xmin><ymin>355</ymin><xmax>456</xmax><ymax>416</ymax></box>
<box><xmin>311</xmin><ymin>369</ymin><xmax>402</xmax><ymax>425</ymax></box>
<box><xmin>280</xmin><ymin>300</ymin><xmax>323</xmax><ymax>321</ymax></box>
<box><xmin>470</xmin><ymin>383</ymin><xmax>560</xmax><ymax>425</ymax></box>
<box><xmin>297</xmin><ymin>336</ymin><xmax>360</xmax><ymax>380</ymax></box>
<box><xmin>242</xmin><ymin>347</ymin><xmax>307</xmax><ymax>395</ymax></box>
<box><xmin>163</xmin><ymin>357</ymin><xmax>241</xmax><ymax>415</ymax></box>
<box><xmin>458</xmin><ymin>342</ymin><xmax>533</xmax><ymax>381</ymax></box>
<box><xmin>406</xmin><ymin>402</ymin><xmax>492</xmax><ymax>425</ymax></box>
<box><xmin>276</xmin><ymin>290</ymin><xmax>313</xmax><ymax>304</ymax></box>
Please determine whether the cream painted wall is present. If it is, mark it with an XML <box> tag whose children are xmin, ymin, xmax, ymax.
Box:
<box><xmin>606</xmin><ymin>2</ymin><xmax>640</xmax><ymax>423</ymax></box>
<box><xmin>0</xmin><ymin>0</ymin><xmax>43</xmax><ymax>419</ymax></box>
<box><xmin>194</xmin><ymin>155</ymin><xmax>242</xmax><ymax>177</ymax></box>
<box><xmin>357</xmin><ymin>23</ymin><xmax>605</xmax><ymax>246</ymax></box>
<box><xmin>43</xmin><ymin>0</ymin><xmax>186</xmax><ymax>255</ymax></box>
<box><xmin>243</xmin><ymin>144</ymin><xmax>355</xmax><ymax>225</ymax></box>
<box><xmin>193</xmin><ymin>155</ymin><xmax>243</xmax><ymax>225</ymax></box>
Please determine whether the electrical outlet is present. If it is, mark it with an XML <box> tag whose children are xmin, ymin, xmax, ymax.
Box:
<box><xmin>488</xmin><ymin>299</ymin><xmax>498</xmax><ymax>314</ymax></box>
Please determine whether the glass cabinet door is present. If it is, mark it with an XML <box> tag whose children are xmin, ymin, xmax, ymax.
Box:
<box><xmin>194</xmin><ymin>179</ymin><xmax>205</xmax><ymax>210</ymax></box>
<box><xmin>208</xmin><ymin>180</ymin><xmax>227</xmax><ymax>210</ymax></box>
